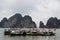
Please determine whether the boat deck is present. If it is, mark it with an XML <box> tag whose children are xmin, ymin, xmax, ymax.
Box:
<box><xmin>4</xmin><ymin>28</ymin><xmax>56</xmax><ymax>36</ymax></box>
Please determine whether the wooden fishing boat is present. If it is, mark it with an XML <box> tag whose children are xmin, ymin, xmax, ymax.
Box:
<box><xmin>4</xmin><ymin>28</ymin><xmax>56</xmax><ymax>36</ymax></box>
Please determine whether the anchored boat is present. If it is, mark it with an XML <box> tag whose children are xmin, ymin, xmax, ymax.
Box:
<box><xmin>4</xmin><ymin>28</ymin><xmax>56</xmax><ymax>36</ymax></box>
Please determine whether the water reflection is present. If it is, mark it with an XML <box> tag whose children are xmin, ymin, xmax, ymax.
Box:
<box><xmin>0</xmin><ymin>28</ymin><xmax>58</xmax><ymax>40</ymax></box>
<box><xmin>3</xmin><ymin>35</ymin><xmax>56</xmax><ymax>40</ymax></box>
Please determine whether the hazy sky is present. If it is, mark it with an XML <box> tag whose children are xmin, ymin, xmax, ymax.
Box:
<box><xmin>0</xmin><ymin>0</ymin><xmax>60</xmax><ymax>26</ymax></box>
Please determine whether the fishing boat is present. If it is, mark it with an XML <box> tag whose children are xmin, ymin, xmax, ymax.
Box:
<box><xmin>4</xmin><ymin>28</ymin><xmax>56</xmax><ymax>36</ymax></box>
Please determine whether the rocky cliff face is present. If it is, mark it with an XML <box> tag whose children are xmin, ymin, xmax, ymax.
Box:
<box><xmin>22</xmin><ymin>15</ymin><xmax>36</xmax><ymax>28</ymax></box>
<box><xmin>0</xmin><ymin>13</ymin><xmax>36</xmax><ymax>28</ymax></box>
<box><xmin>39</xmin><ymin>17</ymin><xmax>60</xmax><ymax>28</ymax></box>
<box><xmin>0</xmin><ymin>17</ymin><xmax>8</xmax><ymax>28</ymax></box>
<box><xmin>4</xmin><ymin>13</ymin><xmax>23</xmax><ymax>28</ymax></box>
<box><xmin>1</xmin><ymin>13</ymin><xmax>60</xmax><ymax>28</ymax></box>
<box><xmin>46</xmin><ymin>17</ymin><xmax>60</xmax><ymax>28</ymax></box>
<box><xmin>39</xmin><ymin>21</ymin><xmax>45</xmax><ymax>28</ymax></box>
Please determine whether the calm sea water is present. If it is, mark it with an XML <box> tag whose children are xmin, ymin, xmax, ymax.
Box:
<box><xmin>0</xmin><ymin>28</ymin><xmax>60</xmax><ymax>40</ymax></box>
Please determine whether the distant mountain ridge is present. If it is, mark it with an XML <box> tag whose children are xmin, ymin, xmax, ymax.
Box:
<box><xmin>46</xmin><ymin>17</ymin><xmax>60</xmax><ymax>28</ymax></box>
<box><xmin>0</xmin><ymin>13</ymin><xmax>36</xmax><ymax>28</ymax></box>
<box><xmin>0</xmin><ymin>13</ymin><xmax>60</xmax><ymax>28</ymax></box>
<box><xmin>39</xmin><ymin>17</ymin><xmax>60</xmax><ymax>28</ymax></box>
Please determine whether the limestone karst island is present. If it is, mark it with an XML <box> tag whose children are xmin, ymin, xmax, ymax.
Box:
<box><xmin>0</xmin><ymin>13</ymin><xmax>58</xmax><ymax>36</ymax></box>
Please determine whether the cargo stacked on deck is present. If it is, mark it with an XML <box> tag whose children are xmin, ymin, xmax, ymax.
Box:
<box><xmin>4</xmin><ymin>28</ymin><xmax>56</xmax><ymax>36</ymax></box>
